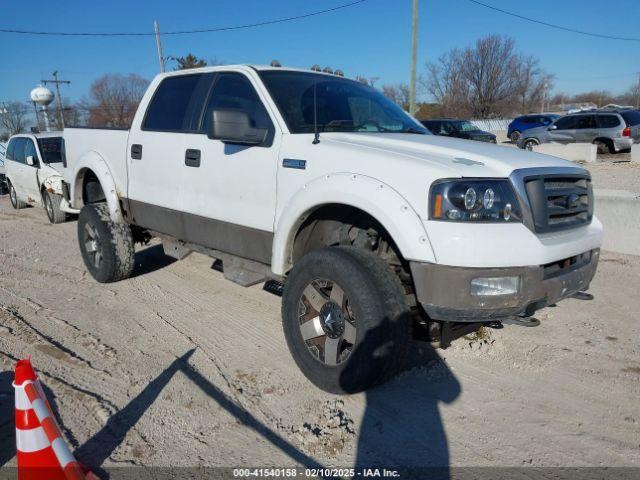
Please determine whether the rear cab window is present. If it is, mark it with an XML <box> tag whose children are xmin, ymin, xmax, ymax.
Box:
<box><xmin>143</xmin><ymin>73</ymin><xmax>212</xmax><ymax>132</ymax></box>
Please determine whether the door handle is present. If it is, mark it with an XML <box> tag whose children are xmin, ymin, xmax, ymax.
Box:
<box><xmin>185</xmin><ymin>149</ymin><xmax>201</xmax><ymax>168</ymax></box>
<box><xmin>131</xmin><ymin>144</ymin><xmax>143</xmax><ymax>160</ymax></box>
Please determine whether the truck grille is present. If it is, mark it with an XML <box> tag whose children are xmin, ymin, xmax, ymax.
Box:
<box><xmin>523</xmin><ymin>174</ymin><xmax>593</xmax><ymax>233</ymax></box>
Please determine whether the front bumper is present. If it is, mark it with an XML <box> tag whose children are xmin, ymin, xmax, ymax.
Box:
<box><xmin>411</xmin><ymin>249</ymin><xmax>599</xmax><ymax>322</ymax></box>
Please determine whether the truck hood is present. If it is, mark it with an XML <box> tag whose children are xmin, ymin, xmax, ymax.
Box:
<box><xmin>324</xmin><ymin>132</ymin><xmax>575</xmax><ymax>177</ymax></box>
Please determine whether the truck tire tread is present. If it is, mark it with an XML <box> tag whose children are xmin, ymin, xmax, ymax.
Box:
<box><xmin>282</xmin><ymin>246</ymin><xmax>411</xmax><ymax>394</ymax></box>
<box><xmin>78</xmin><ymin>203</ymin><xmax>135</xmax><ymax>283</ymax></box>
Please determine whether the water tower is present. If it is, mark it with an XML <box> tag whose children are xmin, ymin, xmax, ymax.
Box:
<box><xmin>30</xmin><ymin>85</ymin><xmax>55</xmax><ymax>131</ymax></box>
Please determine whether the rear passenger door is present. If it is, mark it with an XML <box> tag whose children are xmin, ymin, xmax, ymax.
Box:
<box><xmin>575</xmin><ymin>115</ymin><xmax>598</xmax><ymax>143</ymax></box>
<box><xmin>126</xmin><ymin>72</ymin><xmax>214</xmax><ymax>233</ymax></box>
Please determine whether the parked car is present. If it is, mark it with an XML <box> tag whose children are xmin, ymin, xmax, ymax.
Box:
<box><xmin>420</xmin><ymin>119</ymin><xmax>497</xmax><ymax>143</ymax></box>
<box><xmin>0</xmin><ymin>142</ymin><xmax>7</xmax><ymax>195</ymax></box>
<box><xmin>4</xmin><ymin>132</ymin><xmax>75</xmax><ymax>223</ymax></box>
<box><xmin>63</xmin><ymin>65</ymin><xmax>602</xmax><ymax>393</ymax></box>
<box><xmin>508</xmin><ymin>114</ymin><xmax>560</xmax><ymax>142</ymax></box>
<box><xmin>517</xmin><ymin>111</ymin><xmax>637</xmax><ymax>154</ymax></box>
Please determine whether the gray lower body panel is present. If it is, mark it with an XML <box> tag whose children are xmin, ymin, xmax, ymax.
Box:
<box><xmin>411</xmin><ymin>249</ymin><xmax>600</xmax><ymax>322</ymax></box>
<box><xmin>125</xmin><ymin>199</ymin><xmax>273</xmax><ymax>265</ymax></box>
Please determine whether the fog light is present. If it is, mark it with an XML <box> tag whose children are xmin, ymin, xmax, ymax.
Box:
<box><xmin>470</xmin><ymin>276</ymin><xmax>520</xmax><ymax>296</ymax></box>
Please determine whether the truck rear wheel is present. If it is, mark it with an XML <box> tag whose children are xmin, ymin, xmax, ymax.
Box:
<box><xmin>77</xmin><ymin>203</ymin><xmax>135</xmax><ymax>283</ymax></box>
<box><xmin>282</xmin><ymin>246</ymin><xmax>411</xmax><ymax>394</ymax></box>
<box><xmin>44</xmin><ymin>191</ymin><xmax>66</xmax><ymax>224</ymax></box>
<box><xmin>9</xmin><ymin>181</ymin><xmax>27</xmax><ymax>209</ymax></box>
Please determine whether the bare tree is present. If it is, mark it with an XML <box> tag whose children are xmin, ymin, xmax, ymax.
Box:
<box><xmin>355</xmin><ymin>76</ymin><xmax>380</xmax><ymax>87</ymax></box>
<box><xmin>84</xmin><ymin>74</ymin><xmax>149</xmax><ymax>128</ymax></box>
<box><xmin>0</xmin><ymin>101</ymin><xmax>30</xmax><ymax>135</ymax></box>
<box><xmin>424</xmin><ymin>35</ymin><xmax>552</xmax><ymax>118</ymax></box>
<box><xmin>382</xmin><ymin>83</ymin><xmax>411</xmax><ymax>110</ymax></box>
<box><xmin>514</xmin><ymin>55</ymin><xmax>554</xmax><ymax>113</ymax></box>
<box><xmin>423</xmin><ymin>49</ymin><xmax>471</xmax><ymax>117</ymax></box>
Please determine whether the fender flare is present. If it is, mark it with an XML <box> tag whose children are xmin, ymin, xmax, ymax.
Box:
<box><xmin>70</xmin><ymin>151</ymin><xmax>124</xmax><ymax>223</ymax></box>
<box><xmin>271</xmin><ymin>173</ymin><xmax>436</xmax><ymax>276</ymax></box>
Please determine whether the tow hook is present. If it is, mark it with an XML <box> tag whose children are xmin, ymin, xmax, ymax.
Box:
<box><xmin>502</xmin><ymin>316</ymin><xmax>541</xmax><ymax>327</ymax></box>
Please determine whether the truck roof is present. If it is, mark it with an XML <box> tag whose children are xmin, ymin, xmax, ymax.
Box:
<box><xmin>155</xmin><ymin>64</ymin><xmax>349</xmax><ymax>79</ymax></box>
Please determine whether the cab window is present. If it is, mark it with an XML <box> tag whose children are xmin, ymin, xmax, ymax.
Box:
<box><xmin>37</xmin><ymin>137</ymin><xmax>63</xmax><ymax>163</ymax></box>
<box><xmin>201</xmin><ymin>73</ymin><xmax>273</xmax><ymax>135</ymax></box>
<box><xmin>143</xmin><ymin>73</ymin><xmax>211</xmax><ymax>132</ymax></box>
<box><xmin>11</xmin><ymin>138</ymin><xmax>27</xmax><ymax>164</ymax></box>
<box><xmin>24</xmin><ymin>139</ymin><xmax>38</xmax><ymax>165</ymax></box>
<box><xmin>554</xmin><ymin>116</ymin><xmax>577</xmax><ymax>130</ymax></box>
<box><xmin>576</xmin><ymin>115</ymin><xmax>596</xmax><ymax>129</ymax></box>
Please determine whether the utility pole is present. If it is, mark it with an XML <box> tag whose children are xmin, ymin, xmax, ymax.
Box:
<box><xmin>42</xmin><ymin>71</ymin><xmax>70</xmax><ymax>129</ymax></box>
<box><xmin>636</xmin><ymin>72</ymin><xmax>640</xmax><ymax>109</ymax></box>
<box><xmin>154</xmin><ymin>20</ymin><xmax>165</xmax><ymax>73</ymax></box>
<box><xmin>409</xmin><ymin>0</ymin><xmax>419</xmax><ymax>116</ymax></box>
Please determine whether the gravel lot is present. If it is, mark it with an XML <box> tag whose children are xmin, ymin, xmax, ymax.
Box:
<box><xmin>0</xmin><ymin>195</ymin><xmax>639</xmax><ymax>474</ymax></box>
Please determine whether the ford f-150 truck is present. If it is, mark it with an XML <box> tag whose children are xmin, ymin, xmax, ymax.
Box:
<box><xmin>63</xmin><ymin>65</ymin><xmax>603</xmax><ymax>393</ymax></box>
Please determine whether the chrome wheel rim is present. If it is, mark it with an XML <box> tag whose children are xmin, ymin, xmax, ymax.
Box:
<box><xmin>9</xmin><ymin>186</ymin><xmax>16</xmax><ymax>206</ymax></box>
<box><xmin>83</xmin><ymin>223</ymin><xmax>102</xmax><ymax>269</ymax></box>
<box><xmin>298</xmin><ymin>279</ymin><xmax>357</xmax><ymax>366</ymax></box>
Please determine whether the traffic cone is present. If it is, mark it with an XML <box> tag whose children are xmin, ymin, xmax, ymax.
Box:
<box><xmin>13</xmin><ymin>358</ymin><xmax>92</xmax><ymax>480</ymax></box>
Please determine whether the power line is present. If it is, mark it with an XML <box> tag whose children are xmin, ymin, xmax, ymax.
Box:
<box><xmin>466</xmin><ymin>0</ymin><xmax>640</xmax><ymax>42</ymax></box>
<box><xmin>0</xmin><ymin>1</ymin><xmax>367</xmax><ymax>36</ymax></box>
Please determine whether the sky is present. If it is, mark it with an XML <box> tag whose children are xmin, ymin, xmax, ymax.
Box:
<box><xmin>0</xmin><ymin>0</ymin><xmax>638</xmax><ymax>104</ymax></box>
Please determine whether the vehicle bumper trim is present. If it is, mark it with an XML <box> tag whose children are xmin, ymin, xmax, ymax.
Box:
<box><xmin>411</xmin><ymin>249</ymin><xmax>599</xmax><ymax>322</ymax></box>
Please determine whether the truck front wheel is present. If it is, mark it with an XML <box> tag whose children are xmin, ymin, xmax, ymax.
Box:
<box><xmin>77</xmin><ymin>203</ymin><xmax>135</xmax><ymax>283</ymax></box>
<box><xmin>282</xmin><ymin>246</ymin><xmax>411</xmax><ymax>394</ymax></box>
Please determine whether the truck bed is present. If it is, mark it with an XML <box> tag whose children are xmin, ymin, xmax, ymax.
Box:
<box><xmin>63</xmin><ymin>127</ymin><xmax>130</xmax><ymax>196</ymax></box>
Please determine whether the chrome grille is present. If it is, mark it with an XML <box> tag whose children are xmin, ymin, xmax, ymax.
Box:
<box><xmin>523</xmin><ymin>174</ymin><xmax>593</xmax><ymax>233</ymax></box>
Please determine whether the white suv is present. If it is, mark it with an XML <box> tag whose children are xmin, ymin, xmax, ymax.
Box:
<box><xmin>62</xmin><ymin>65</ymin><xmax>603</xmax><ymax>392</ymax></box>
<box><xmin>4</xmin><ymin>132</ymin><xmax>75</xmax><ymax>223</ymax></box>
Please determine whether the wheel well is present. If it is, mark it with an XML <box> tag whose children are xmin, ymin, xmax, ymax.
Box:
<box><xmin>593</xmin><ymin>137</ymin><xmax>613</xmax><ymax>146</ymax></box>
<box><xmin>80</xmin><ymin>169</ymin><xmax>106</xmax><ymax>204</ymax></box>
<box><xmin>291</xmin><ymin>204</ymin><xmax>412</xmax><ymax>286</ymax></box>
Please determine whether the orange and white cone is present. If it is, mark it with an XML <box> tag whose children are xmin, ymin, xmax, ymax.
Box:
<box><xmin>13</xmin><ymin>358</ymin><xmax>92</xmax><ymax>480</ymax></box>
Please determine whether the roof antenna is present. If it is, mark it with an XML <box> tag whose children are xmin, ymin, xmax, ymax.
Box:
<box><xmin>312</xmin><ymin>76</ymin><xmax>320</xmax><ymax>145</ymax></box>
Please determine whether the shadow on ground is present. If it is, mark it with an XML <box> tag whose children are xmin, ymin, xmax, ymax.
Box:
<box><xmin>131</xmin><ymin>244</ymin><xmax>176</xmax><ymax>278</ymax></box>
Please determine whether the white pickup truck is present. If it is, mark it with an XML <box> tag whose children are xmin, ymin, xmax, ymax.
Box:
<box><xmin>63</xmin><ymin>65</ymin><xmax>603</xmax><ymax>393</ymax></box>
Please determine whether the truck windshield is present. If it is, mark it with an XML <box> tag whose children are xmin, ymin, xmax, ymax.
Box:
<box><xmin>37</xmin><ymin>137</ymin><xmax>63</xmax><ymax>164</ymax></box>
<box><xmin>259</xmin><ymin>71</ymin><xmax>428</xmax><ymax>135</ymax></box>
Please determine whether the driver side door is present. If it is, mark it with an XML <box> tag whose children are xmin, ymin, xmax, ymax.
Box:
<box><xmin>549</xmin><ymin>116</ymin><xmax>577</xmax><ymax>144</ymax></box>
<box><xmin>179</xmin><ymin>71</ymin><xmax>280</xmax><ymax>263</ymax></box>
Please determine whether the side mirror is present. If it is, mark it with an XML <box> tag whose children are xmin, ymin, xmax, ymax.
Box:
<box><xmin>548</xmin><ymin>125</ymin><xmax>557</xmax><ymax>131</ymax></box>
<box><xmin>207</xmin><ymin>109</ymin><xmax>268</xmax><ymax>145</ymax></box>
<box><xmin>26</xmin><ymin>155</ymin><xmax>35</xmax><ymax>166</ymax></box>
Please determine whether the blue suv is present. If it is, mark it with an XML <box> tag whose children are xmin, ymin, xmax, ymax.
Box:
<box><xmin>508</xmin><ymin>114</ymin><xmax>560</xmax><ymax>142</ymax></box>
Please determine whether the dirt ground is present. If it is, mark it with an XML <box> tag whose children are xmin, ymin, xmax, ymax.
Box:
<box><xmin>0</xmin><ymin>195</ymin><xmax>639</xmax><ymax>474</ymax></box>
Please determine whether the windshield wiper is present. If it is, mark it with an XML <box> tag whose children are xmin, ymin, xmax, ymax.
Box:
<box><xmin>401</xmin><ymin>127</ymin><xmax>427</xmax><ymax>134</ymax></box>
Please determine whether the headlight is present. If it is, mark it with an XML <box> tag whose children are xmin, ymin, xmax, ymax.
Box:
<box><xmin>430</xmin><ymin>179</ymin><xmax>522</xmax><ymax>222</ymax></box>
